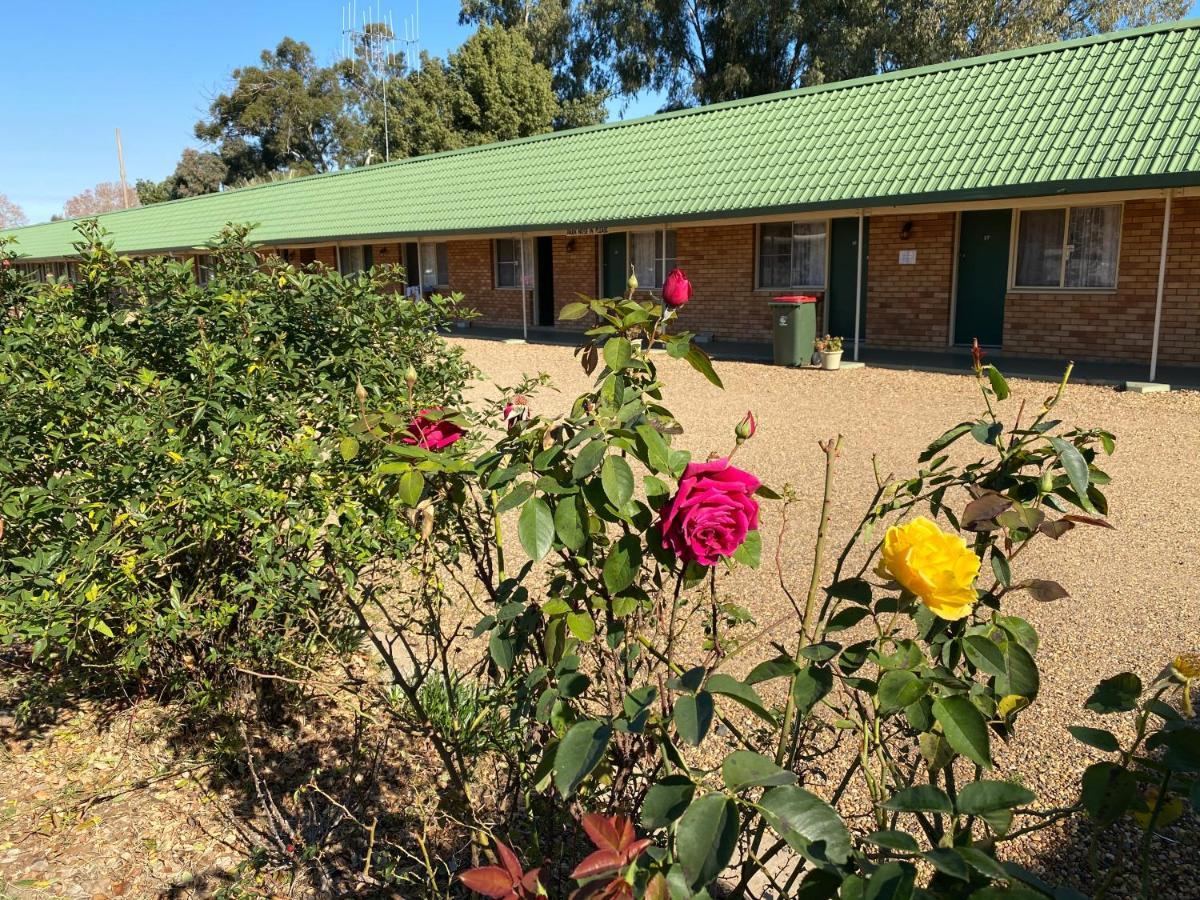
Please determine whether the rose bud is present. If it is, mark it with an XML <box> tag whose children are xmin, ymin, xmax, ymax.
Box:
<box><xmin>355</xmin><ymin>380</ymin><xmax>368</xmax><ymax>404</ymax></box>
<box><xmin>627</xmin><ymin>270</ymin><xmax>638</xmax><ymax>293</ymax></box>
<box><xmin>662</xmin><ymin>268</ymin><xmax>693</xmax><ymax>309</ymax></box>
<box><xmin>735</xmin><ymin>410</ymin><xmax>756</xmax><ymax>444</ymax></box>
<box><xmin>404</xmin><ymin>364</ymin><xmax>418</xmax><ymax>398</ymax></box>
<box><xmin>503</xmin><ymin>395</ymin><xmax>531</xmax><ymax>430</ymax></box>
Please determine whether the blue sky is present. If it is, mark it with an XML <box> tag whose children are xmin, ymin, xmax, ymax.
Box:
<box><xmin>3</xmin><ymin>2</ymin><xmax>1196</xmax><ymax>224</ymax></box>
<box><xmin>0</xmin><ymin>0</ymin><xmax>663</xmax><ymax>224</ymax></box>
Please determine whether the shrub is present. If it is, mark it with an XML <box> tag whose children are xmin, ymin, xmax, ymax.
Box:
<box><xmin>355</xmin><ymin>275</ymin><xmax>1196</xmax><ymax>897</ymax></box>
<box><xmin>0</xmin><ymin>223</ymin><xmax>472</xmax><ymax>715</ymax></box>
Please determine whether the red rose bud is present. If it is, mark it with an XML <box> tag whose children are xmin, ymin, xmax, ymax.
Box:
<box><xmin>662</xmin><ymin>268</ymin><xmax>693</xmax><ymax>308</ymax></box>
<box><xmin>502</xmin><ymin>395</ymin><xmax>531</xmax><ymax>430</ymax></box>
<box><xmin>735</xmin><ymin>410</ymin><xmax>756</xmax><ymax>444</ymax></box>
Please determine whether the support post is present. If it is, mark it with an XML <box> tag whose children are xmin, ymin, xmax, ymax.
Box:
<box><xmin>853</xmin><ymin>211</ymin><xmax>864</xmax><ymax>362</ymax></box>
<box><xmin>519</xmin><ymin>236</ymin><xmax>529</xmax><ymax>341</ymax></box>
<box><xmin>415</xmin><ymin>240</ymin><xmax>425</xmax><ymax>299</ymax></box>
<box><xmin>1150</xmin><ymin>192</ymin><xmax>1172</xmax><ymax>383</ymax></box>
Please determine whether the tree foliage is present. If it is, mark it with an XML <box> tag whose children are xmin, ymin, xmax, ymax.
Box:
<box><xmin>0</xmin><ymin>194</ymin><xmax>28</xmax><ymax>229</ymax></box>
<box><xmin>136</xmin><ymin>149</ymin><xmax>228</xmax><ymax>206</ymax></box>
<box><xmin>63</xmin><ymin>181</ymin><xmax>137</xmax><ymax>218</ymax></box>
<box><xmin>566</xmin><ymin>0</ymin><xmax>1189</xmax><ymax>107</ymax></box>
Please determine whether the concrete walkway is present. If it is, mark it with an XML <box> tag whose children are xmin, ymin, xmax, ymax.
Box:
<box><xmin>450</xmin><ymin>323</ymin><xmax>1199</xmax><ymax>391</ymax></box>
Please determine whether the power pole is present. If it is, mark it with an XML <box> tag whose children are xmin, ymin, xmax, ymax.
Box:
<box><xmin>115</xmin><ymin>128</ymin><xmax>131</xmax><ymax>209</ymax></box>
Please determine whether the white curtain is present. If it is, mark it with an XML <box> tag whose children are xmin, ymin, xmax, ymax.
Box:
<box><xmin>1015</xmin><ymin>208</ymin><xmax>1065</xmax><ymax>287</ymax></box>
<box><xmin>1066</xmin><ymin>206</ymin><xmax>1120</xmax><ymax>288</ymax></box>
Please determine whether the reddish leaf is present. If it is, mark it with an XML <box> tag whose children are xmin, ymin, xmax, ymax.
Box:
<box><xmin>1038</xmin><ymin>519</ymin><xmax>1075</xmax><ymax>540</ymax></box>
<box><xmin>962</xmin><ymin>492</ymin><xmax>1012</xmax><ymax>531</ymax></box>
<box><xmin>521</xmin><ymin>868</ymin><xmax>543</xmax><ymax>894</ymax></box>
<box><xmin>1062</xmin><ymin>514</ymin><xmax>1114</xmax><ymax>529</ymax></box>
<box><xmin>571</xmin><ymin>848</ymin><xmax>623</xmax><ymax>879</ymax></box>
<box><xmin>581</xmin><ymin>814</ymin><xmax>625</xmax><ymax>853</ymax></box>
<box><xmin>621</xmin><ymin>837</ymin><xmax>652</xmax><ymax>864</ymax></box>
<box><xmin>495</xmin><ymin>839</ymin><xmax>526</xmax><ymax>883</ymax></box>
<box><xmin>460</xmin><ymin>866</ymin><xmax>517</xmax><ymax>898</ymax></box>
<box><xmin>644</xmin><ymin>874</ymin><xmax>670</xmax><ymax>900</ymax></box>
<box><xmin>1016</xmin><ymin>579</ymin><xmax>1070</xmax><ymax>602</ymax></box>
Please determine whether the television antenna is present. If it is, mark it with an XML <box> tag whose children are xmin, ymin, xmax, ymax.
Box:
<box><xmin>341</xmin><ymin>1</ymin><xmax>419</xmax><ymax>163</ymax></box>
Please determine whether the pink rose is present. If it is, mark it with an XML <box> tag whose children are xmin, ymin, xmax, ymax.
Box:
<box><xmin>662</xmin><ymin>268</ymin><xmax>692</xmax><ymax>308</ymax></box>
<box><xmin>402</xmin><ymin>408</ymin><xmax>465</xmax><ymax>450</ymax></box>
<box><xmin>502</xmin><ymin>395</ymin><xmax>531</xmax><ymax>430</ymax></box>
<box><xmin>660</xmin><ymin>458</ymin><xmax>760</xmax><ymax>566</ymax></box>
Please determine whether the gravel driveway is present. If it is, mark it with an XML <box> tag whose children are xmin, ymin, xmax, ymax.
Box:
<box><xmin>452</xmin><ymin>335</ymin><xmax>1200</xmax><ymax>898</ymax></box>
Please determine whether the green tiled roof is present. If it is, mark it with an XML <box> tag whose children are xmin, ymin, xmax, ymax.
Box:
<box><xmin>6</xmin><ymin>19</ymin><xmax>1200</xmax><ymax>260</ymax></box>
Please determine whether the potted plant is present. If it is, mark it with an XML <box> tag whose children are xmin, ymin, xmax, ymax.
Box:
<box><xmin>814</xmin><ymin>334</ymin><xmax>844</xmax><ymax>370</ymax></box>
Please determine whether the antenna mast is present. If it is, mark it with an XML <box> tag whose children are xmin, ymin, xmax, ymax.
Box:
<box><xmin>115</xmin><ymin>128</ymin><xmax>130</xmax><ymax>209</ymax></box>
<box><xmin>341</xmin><ymin>1</ymin><xmax>414</xmax><ymax>164</ymax></box>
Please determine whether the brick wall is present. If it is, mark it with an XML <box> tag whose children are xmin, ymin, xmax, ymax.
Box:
<box><xmin>865</xmin><ymin>213</ymin><xmax>956</xmax><ymax>349</ymax></box>
<box><xmin>671</xmin><ymin>223</ymin><xmax>824</xmax><ymax>343</ymax></box>
<box><xmin>550</xmin><ymin>235</ymin><xmax>598</xmax><ymax>329</ymax></box>
<box><xmin>1004</xmin><ymin>198</ymin><xmax>1200</xmax><ymax>365</ymax></box>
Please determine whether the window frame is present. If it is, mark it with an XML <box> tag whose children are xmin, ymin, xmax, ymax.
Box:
<box><xmin>1009</xmin><ymin>203</ymin><xmax>1123</xmax><ymax>293</ymax></box>
<box><xmin>337</xmin><ymin>243</ymin><xmax>373</xmax><ymax>276</ymax></box>
<box><xmin>753</xmin><ymin>219</ymin><xmax>830</xmax><ymax>292</ymax></box>
<box><xmin>494</xmin><ymin>237</ymin><xmax>535</xmax><ymax>290</ymax></box>
<box><xmin>626</xmin><ymin>228</ymin><xmax>677</xmax><ymax>290</ymax></box>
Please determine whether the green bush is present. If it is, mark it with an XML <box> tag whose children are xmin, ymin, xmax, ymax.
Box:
<box><xmin>0</xmin><ymin>223</ymin><xmax>472</xmax><ymax>714</ymax></box>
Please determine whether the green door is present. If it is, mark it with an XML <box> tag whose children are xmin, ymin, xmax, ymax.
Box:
<box><xmin>955</xmin><ymin>210</ymin><xmax>1011</xmax><ymax>347</ymax></box>
<box><xmin>602</xmin><ymin>232</ymin><xmax>627</xmax><ymax>298</ymax></box>
<box><xmin>828</xmin><ymin>217</ymin><xmax>868</xmax><ymax>341</ymax></box>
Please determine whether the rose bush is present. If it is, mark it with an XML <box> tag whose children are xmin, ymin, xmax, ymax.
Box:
<box><xmin>343</xmin><ymin>268</ymin><xmax>1200</xmax><ymax>899</ymax></box>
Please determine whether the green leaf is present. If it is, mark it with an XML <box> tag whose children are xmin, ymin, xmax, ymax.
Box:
<box><xmin>635</xmin><ymin>423</ymin><xmax>672</xmax><ymax>473</ymax></box>
<box><xmin>553</xmin><ymin>495</ymin><xmax>588</xmax><ymax>550</ymax></box>
<box><xmin>1085</xmin><ymin>672</ymin><xmax>1143</xmax><ymax>714</ymax></box>
<box><xmin>990</xmin><ymin>552</ymin><xmax>1012</xmax><ymax>587</ymax></box>
<box><xmin>877</xmin><ymin>670</ymin><xmax>927</xmax><ymax>715</ymax></box>
<box><xmin>790</xmin><ymin>665</ymin><xmax>834</xmax><ymax>720</ymax></box>
<box><xmin>706</xmin><ymin>673</ymin><xmax>776</xmax><ymax>724</ymax></box>
<box><xmin>641</xmin><ymin>775</ymin><xmax>695</xmax><ymax>831</ymax></box>
<box><xmin>883</xmin><ymin>785</ymin><xmax>953</xmax><ymax>815</ymax></box>
<box><xmin>92</xmin><ymin>619</ymin><xmax>114</xmax><ymax>639</ymax></box>
<box><xmin>863</xmin><ymin>862</ymin><xmax>915</xmax><ymax>900</ymax></box>
<box><xmin>996</xmin><ymin>641</ymin><xmax>1040</xmax><ymax>699</ymax></box>
<box><xmin>572</xmin><ymin>440</ymin><xmax>606</xmax><ymax>479</ymax></box>
<box><xmin>986</xmin><ymin>366</ymin><xmax>1010</xmax><ymax>400</ymax></box>
<box><xmin>925</xmin><ymin>848</ymin><xmax>969</xmax><ymax>881</ymax></box>
<box><xmin>956</xmin><ymin>780</ymin><xmax>1036</xmax><ymax>814</ymax></box>
<box><xmin>745</xmin><ymin>655</ymin><xmax>800</xmax><ymax>685</ymax></box>
<box><xmin>554</xmin><ymin>719</ymin><xmax>612</xmax><ymax>797</ymax></box>
<box><xmin>721</xmin><ymin>751</ymin><xmax>796</xmax><ymax>792</ymax></box>
<box><xmin>864</xmin><ymin>830</ymin><xmax>920</xmax><ymax>853</ymax></box>
<box><xmin>566</xmin><ymin>611</ymin><xmax>595</xmax><ymax>642</ymax></box>
<box><xmin>558</xmin><ymin>301</ymin><xmax>590</xmax><ymax>321</ymax></box>
<box><xmin>920</xmin><ymin>422</ymin><xmax>972</xmax><ymax>462</ymax></box>
<box><xmin>759</xmin><ymin>785</ymin><xmax>851</xmax><ymax>865</ymax></box>
<box><xmin>603</xmin><ymin>336</ymin><xmax>633</xmax><ymax>371</ymax></box>
<box><xmin>602</xmin><ymin>534</ymin><xmax>642</xmax><ymax>595</ymax></box>
<box><xmin>963</xmin><ymin>634</ymin><xmax>1007</xmax><ymax>677</ymax></box>
<box><xmin>518</xmin><ymin>496</ymin><xmax>555</xmax><ymax>561</ymax></box>
<box><xmin>956</xmin><ymin>846</ymin><xmax>1009</xmax><ymax>881</ymax></box>
<box><xmin>676</xmin><ymin>793</ymin><xmax>739</xmax><ymax>887</ymax></box>
<box><xmin>1081</xmin><ymin>762</ymin><xmax>1137</xmax><ymax>825</ymax></box>
<box><xmin>398</xmin><ymin>469</ymin><xmax>425</xmax><ymax>506</ymax></box>
<box><xmin>1049</xmin><ymin>436</ymin><xmax>1091</xmax><ymax>510</ymax></box>
<box><xmin>488</xmin><ymin>632</ymin><xmax>514</xmax><ymax>671</ymax></box>
<box><xmin>339</xmin><ymin>435</ymin><xmax>359</xmax><ymax>461</ymax></box>
<box><xmin>828</xmin><ymin>578</ymin><xmax>872</xmax><ymax>605</ymax></box>
<box><xmin>684</xmin><ymin>345</ymin><xmax>723</xmax><ymax>389</ymax></box>
<box><xmin>731</xmin><ymin>529</ymin><xmax>761</xmax><ymax>568</ymax></box>
<box><xmin>496</xmin><ymin>481</ymin><xmax>534</xmax><ymax>514</ymax></box>
<box><xmin>673</xmin><ymin>691</ymin><xmax>714</xmax><ymax>746</ymax></box>
<box><xmin>600</xmin><ymin>455</ymin><xmax>635</xmax><ymax>508</ymax></box>
<box><xmin>932</xmin><ymin>696</ymin><xmax>992</xmax><ymax>768</ymax></box>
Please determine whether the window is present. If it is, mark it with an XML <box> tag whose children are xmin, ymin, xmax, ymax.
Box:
<box><xmin>1014</xmin><ymin>205</ymin><xmax>1121</xmax><ymax>290</ymax></box>
<box><xmin>495</xmin><ymin>238</ymin><xmax>534</xmax><ymax>289</ymax></box>
<box><xmin>407</xmin><ymin>241</ymin><xmax>450</xmax><ymax>289</ymax></box>
<box><xmin>195</xmin><ymin>255</ymin><xmax>214</xmax><ymax>286</ymax></box>
<box><xmin>629</xmin><ymin>230</ymin><xmax>677</xmax><ymax>289</ymax></box>
<box><xmin>338</xmin><ymin>244</ymin><xmax>373</xmax><ymax>275</ymax></box>
<box><xmin>757</xmin><ymin>221</ymin><xmax>826</xmax><ymax>289</ymax></box>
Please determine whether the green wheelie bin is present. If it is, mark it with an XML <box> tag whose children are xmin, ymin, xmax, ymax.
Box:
<box><xmin>768</xmin><ymin>295</ymin><xmax>817</xmax><ymax>366</ymax></box>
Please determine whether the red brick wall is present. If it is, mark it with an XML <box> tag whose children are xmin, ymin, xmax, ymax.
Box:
<box><xmin>1004</xmin><ymin>198</ymin><xmax>1200</xmax><ymax>365</ymax></box>
<box><xmin>670</xmin><ymin>223</ymin><xmax>824</xmax><ymax>343</ymax></box>
<box><xmin>865</xmin><ymin>213</ymin><xmax>956</xmax><ymax>349</ymax></box>
<box><xmin>551</xmin><ymin>235</ymin><xmax>598</xmax><ymax>329</ymax></box>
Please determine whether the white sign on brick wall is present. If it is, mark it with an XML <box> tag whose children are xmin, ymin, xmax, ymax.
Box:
<box><xmin>898</xmin><ymin>249</ymin><xmax>917</xmax><ymax>265</ymax></box>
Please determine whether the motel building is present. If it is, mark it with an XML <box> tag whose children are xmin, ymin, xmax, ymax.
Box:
<box><xmin>5</xmin><ymin>20</ymin><xmax>1200</xmax><ymax>383</ymax></box>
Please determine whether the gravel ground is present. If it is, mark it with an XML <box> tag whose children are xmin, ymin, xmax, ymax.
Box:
<box><xmin>452</xmin><ymin>335</ymin><xmax>1200</xmax><ymax>898</ymax></box>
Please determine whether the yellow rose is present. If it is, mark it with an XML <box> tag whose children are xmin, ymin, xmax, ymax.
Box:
<box><xmin>878</xmin><ymin>516</ymin><xmax>980</xmax><ymax>621</ymax></box>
